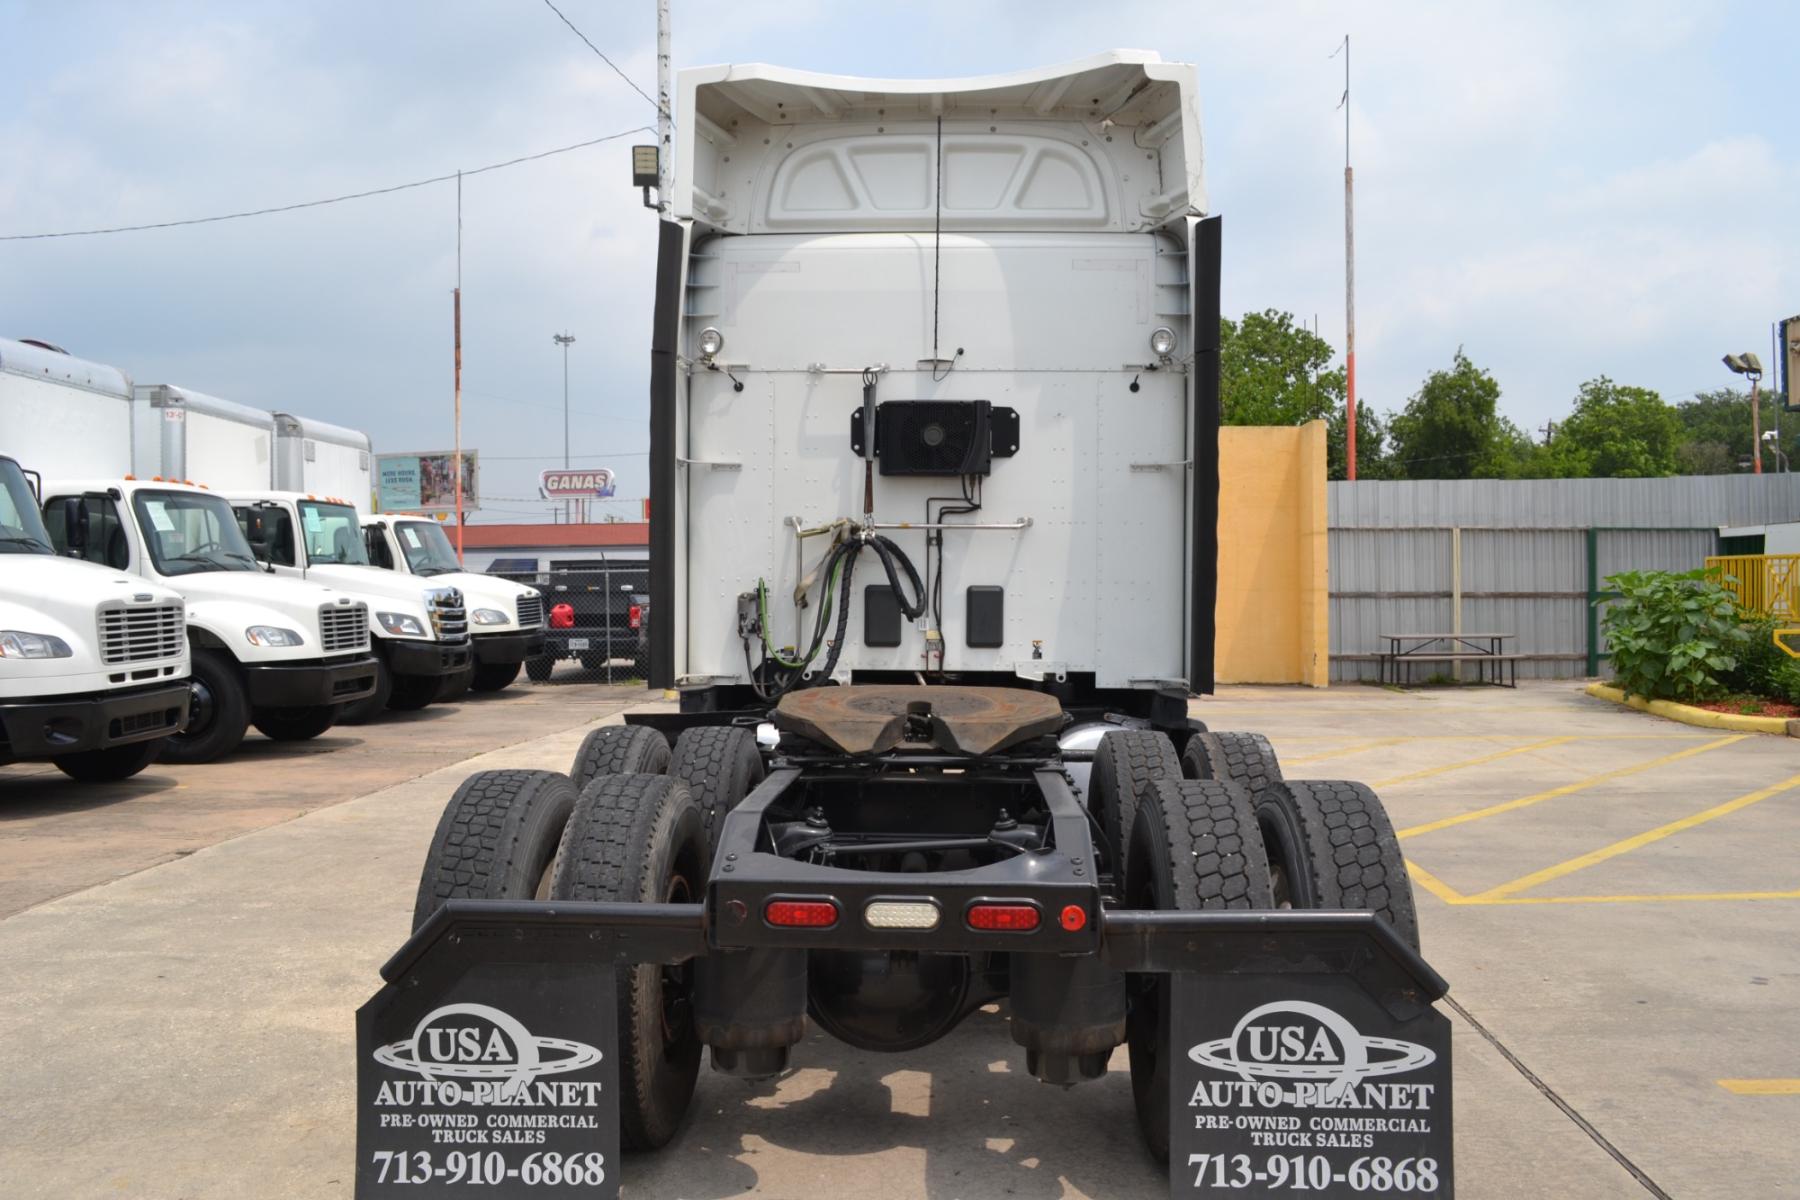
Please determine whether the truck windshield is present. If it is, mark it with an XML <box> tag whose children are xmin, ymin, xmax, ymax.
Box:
<box><xmin>132</xmin><ymin>490</ymin><xmax>261</xmax><ymax>576</ymax></box>
<box><xmin>298</xmin><ymin>501</ymin><xmax>371</xmax><ymax>566</ymax></box>
<box><xmin>0</xmin><ymin>459</ymin><xmax>54</xmax><ymax>555</ymax></box>
<box><xmin>395</xmin><ymin>520</ymin><xmax>461</xmax><ymax>575</ymax></box>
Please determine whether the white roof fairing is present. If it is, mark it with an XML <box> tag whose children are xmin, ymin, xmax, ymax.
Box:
<box><xmin>675</xmin><ymin>51</ymin><xmax>1204</xmax><ymax>234</ymax></box>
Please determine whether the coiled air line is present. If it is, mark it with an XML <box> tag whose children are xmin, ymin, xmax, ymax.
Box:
<box><xmin>751</xmin><ymin>529</ymin><xmax>925</xmax><ymax>700</ymax></box>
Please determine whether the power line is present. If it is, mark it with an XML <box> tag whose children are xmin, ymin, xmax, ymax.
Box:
<box><xmin>540</xmin><ymin>0</ymin><xmax>668</xmax><ymax>117</ymax></box>
<box><xmin>0</xmin><ymin>126</ymin><xmax>653</xmax><ymax>241</ymax></box>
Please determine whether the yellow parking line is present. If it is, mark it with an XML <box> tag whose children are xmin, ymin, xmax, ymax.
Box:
<box><xmin>1396</xmin><ymin>735</ymin><xmax>1745</xmax><ymax>840</ymax></box>
<box><xmin>1404</xmin><ymin>859</ymin><xmax>1468</xmax><ymax>904</ymax></box>
<box><xmin>1473</xmin><ymin>771</ymin><xmax>1800</xmax><ymax>901</ymax></box>
<box><xmin>1478</xmin><ymin>887</ymin><xmax>1800</xmax><ymax>906</ymax></box>
<box><xmin>1719</xmin><ymin>1079</ymin><xmax>1800</xmax><ymax>1095</ymax></box>
<box><xmin>1372</xmin><ymin>736</ymin><xmax>1576</xmax><ymax>788</ymax></box>
<box><xmin>1284</xmin><ymin>736</ymin><xmax>1414</xmax><ymax>765</ymax></box>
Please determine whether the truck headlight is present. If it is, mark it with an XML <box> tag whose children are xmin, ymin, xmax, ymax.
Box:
<box><xmin>697</xmin><ymin>327</ymin><xmax>724</xmax><ymax>360</ymax></box>
<box><xmin>1149</xmin><ymin>326</ymin><xmax>1177</xmax><ymax>357</ymax></box>
<box><xmin>471</xmin><ymin>608</ymin><xmax>509</xmax><ymax>625</ymax></box>
<box><xmin>377</xmin><ymin>612</ymin><xmax>428</xmax><ymax>638</ymax></box>
<box><xmin>0</xmin><ymin>630</ymin><xmax>74</xmax><ymax>659</ymax></box>
<box><xmin>245</xmin><ymin>626</ymin><xmax>305</xmax><ymax>648</ymax></box>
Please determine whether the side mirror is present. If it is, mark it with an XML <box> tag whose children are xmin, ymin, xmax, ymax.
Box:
<box><xmin>59</xmin><ymin>498</ymin><xmax>89</xmax><ymax>556</ymax></box>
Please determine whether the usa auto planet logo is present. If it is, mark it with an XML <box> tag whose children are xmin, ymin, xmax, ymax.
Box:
<box><xmin>375</xmin><ymin>1003</ymin><xmax>603</xmax><ymax>1097</ymax></box>
<box><xmin>1188</xmin><ymin>1000</ymin><xmax>1436</xmax><ymax>1098</ymax></box>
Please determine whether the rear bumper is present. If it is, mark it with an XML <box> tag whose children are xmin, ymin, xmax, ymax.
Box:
<box><xmin>472</xmin><ymin>629</ymin><xmax>545</xmax><ymax>665</ymax></box>
<box><xmin>380</xmin><ymin>638</ymin><xmax>472</xmax><ymax>679</ymax></box>
<box><xmin>0</xmin><ymin>681</ymin><xmax>191</xmax><ymax>758</ymax></box>
<box><xmin>243</xmin><ymin>655</ymin><xmax>379</xmax><ymax>707</ymax></box>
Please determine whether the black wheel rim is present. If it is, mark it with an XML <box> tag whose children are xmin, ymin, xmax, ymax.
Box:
<box><xmin>180</xmin><ymin>677</ymin><xmax>215</xmax><ymax>741</ymax></box>
<box><xmin>659</xmin><ymin>873</ymin><xmax>696</xmax><ymax>1053</ymax></box>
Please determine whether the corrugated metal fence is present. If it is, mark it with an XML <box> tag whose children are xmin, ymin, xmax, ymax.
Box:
<box><xmin>1327</xmin><ymin>476</ymin><xmax>1800</xmax><ymax>681</ymax></box>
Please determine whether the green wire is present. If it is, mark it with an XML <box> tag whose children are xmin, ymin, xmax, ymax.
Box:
<box><xmin>758</xmin><ymin>551</ymin><xmax>843</xmax><ymax>671</ymax></box>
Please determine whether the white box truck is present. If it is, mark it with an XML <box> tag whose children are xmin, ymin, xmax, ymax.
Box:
<box><xmin>273</xmin><ymin>413</ymin><xmax>372</xmax><ymax>508</ymax></box>
<box><xmin>361</xmin><ymin>515</ymin><xmax>546</xmax><ymax>693</ymax></box>
<box><xmin>132</xmin><ymin>384</ymin><xmax>276</xmax><ymax>489</ymax></box>
<box><xmin>0</xmin><ymin>452</ymin><xmax>191</xmax><ymax>782</ymax></box>
<box><xmin>224</xmin><ymin>491</ymin><xmax>475</xmax><ymax>715</ymax></box>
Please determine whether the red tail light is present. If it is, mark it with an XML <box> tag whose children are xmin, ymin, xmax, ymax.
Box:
<box><xmin>1059</xmin><ymin>904</ymin><xmax>1088</xmax><ymax>932</ymax></box>
<box><xmin>628</xmin><ymin>604</ymin><xmax>642</xmax><ymax>630</ymax></box>
<box><xmin>765</xmin><ymin>899</ymin><xmax>839</xmax><ymax>928</ymax></box>
<box><xmin>966</xmin><ymin>902</ymin><xmax>1041</xmax><ymax>932</ymax></box>
<box><xmin>550</xmin><ymin>603</ymin><xmax>575</xmax><ymax>629</ymax></box>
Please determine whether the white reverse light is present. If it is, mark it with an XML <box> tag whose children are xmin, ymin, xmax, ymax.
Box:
<box><xmin>864</xmin><ymin>900</ymin><xmax>942</xmax><ymax>931</ymax></box>
<box><xmin>1149</xmin><ymin>326</ymin><xmax>1177</xmax><ymax>358</ymax></box>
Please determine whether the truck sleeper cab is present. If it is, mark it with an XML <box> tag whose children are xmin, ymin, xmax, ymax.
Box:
<box><xmin>42</xmin><ymin>478</ymin><xmax>377</xmax><ymax>762</ymax></box>
<box><xmin>360</xmin><ymin>516</ymin><xmax>544</xmax><ymax>693</ymax></box>
<box><xmin>0</xmin><ymin>454</ymin><xmax>190</xmax><ymax>782</ymax></box>
<box><xmin>226</xmin><ymin>493</ymin><xmax>470</xmax><ymax>718</ymax></box>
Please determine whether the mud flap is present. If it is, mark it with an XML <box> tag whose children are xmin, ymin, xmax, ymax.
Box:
<box><xmin>355</xmin><ymin>901</ymin><xmax>705</xmax><ymax>1199</ymax></box>
<box><xmin>1170</xmin><ymin>973</ymin><xmax>1453</xmax><ymax>1198</ymax></box>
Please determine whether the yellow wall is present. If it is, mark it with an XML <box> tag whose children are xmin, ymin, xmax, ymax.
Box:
<box><xmin>1216</xmin><ymin>421</ymin><xmax>1329</xmax><ymax>686</ymax></box>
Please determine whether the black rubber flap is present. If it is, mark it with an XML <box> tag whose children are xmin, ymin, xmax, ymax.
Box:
<box><xmin>1169</xmin><ymin>971</ymin><xmax>1453</xmax><ymax>1197</ymax></box>
<box><xmin>357</xmin><ymin>947</ymin><xmax>620</xmax><ymax>1197</ymax></box>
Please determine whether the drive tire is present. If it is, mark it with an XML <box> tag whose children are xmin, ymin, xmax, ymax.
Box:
<box><xmin>53</xmin><ymin>739</ymin><xmax>162</xmax><ymax>782</ymax></box>
<box><xmin>339</xmin><ymin>655</ymin><xmax>393</xmax><ymax>724</ymax></box>
<box><xmin>1125</xmin><ymin>778</ymin><xmax>1273</xmax><ymax>1162</ymax></box>
<box><xmin>525</xmin><ymin>655</ymin><xmax>555</xmax><ymax>683</ymax></box>
<box><xmin>1256</xmin><ymin>780</ymin><xmax>1419</xmax><ymax>950</ymax></box>
<box><xmin>551</xmin><ymin>774</ymin><xmax>706</xmax><ymax>1151</ymax></box>
<box><xmin>1088</xmin><ymin>730</ymin><xmax>1181</xmax><ymax>883</ymax></box>
<box><xmin>411</xmin><ymin>768</ymin><xmax>578</xmax><ymax>930</ymax></box>
<box><xmin>570</xmin><ymin>724</ymin><xmax>670</xmax><ymax>792</ymax></box>
<box><xmin>1182</xmin><ymin>730</ymin><xmax>1282</xmax><ymax>794</ymax></box>
<box><xmin>669</xmin><ymin>725</ymin><xmax>765</xmax><ymax>856</ymax></box>
<box><xmin>160</xmin><ymin>649</ymin><xmax>249</xmax><ymax>764</ymax></box>
<box><xmin>251</xmin><ymin>705</ymin><xmax>339</xmax><ymax>742</ymax></box>
<box><xmin>470</xmin><ymin>662</ymin><xmax>521</xmax><ymax>693</ymax></box>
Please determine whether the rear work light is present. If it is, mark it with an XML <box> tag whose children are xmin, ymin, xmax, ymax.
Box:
<box><xmin>966</xmin><ymin>902</ymin><xmax>1041</xmax><ymax>932</ymax></box>
<box><xmin>765</xmin><ymin>899</ymin><xmax>839</xmax><ymax>928</ymax></box>
<box><xmin>864</xmin><ymin>900</ymin><xmax>941</xmax><ymax>931</ymax></box>
<box><xmin>550</xmin><ymin>602</ymin><xmax>575</xmax><ymax>629</ymax></box>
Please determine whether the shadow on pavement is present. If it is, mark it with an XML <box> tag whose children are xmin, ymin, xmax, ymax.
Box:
<box><xmin>0</xmin><ymin>769</ymin><xmax>179</xmax><ymax>818</ymax></box>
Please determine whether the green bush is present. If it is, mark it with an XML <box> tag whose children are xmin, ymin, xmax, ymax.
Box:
<box><xmin>1599</xmin><ymin>568</ymin><xmax>1746</xmax><ymax>702</ymax></box>
<box><xmin>1726</xmin><ymin>619</ymin><xmax>1800</xmax><ymax>703</ymax></box>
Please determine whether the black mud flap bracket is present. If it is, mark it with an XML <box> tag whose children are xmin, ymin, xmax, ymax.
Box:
<box><xmin>356</xmin><ymin>904</ymin><xmax>1451</xmax><ymax>1199</ymax></box>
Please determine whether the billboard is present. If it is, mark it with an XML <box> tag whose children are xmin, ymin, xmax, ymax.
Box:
<box><xmin>376</xmin><ymin>451</ymin><xmax>478</xmax><ymax>513</ymax></box>
<box><xmin>541</xmin><ymin>467</ymin><xmax>616</xmax><ymax>498</ymax></box>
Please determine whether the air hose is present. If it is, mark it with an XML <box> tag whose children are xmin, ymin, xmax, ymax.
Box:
<box><xmin>753</xmin><ymin>530</ymin><xmax>926</xmax><ymax>698</ymax></box>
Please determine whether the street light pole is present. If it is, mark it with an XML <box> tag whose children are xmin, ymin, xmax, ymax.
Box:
<box><xmin>553</xmin><ymin>332</ymin><xmax>575</xmax><ymax>521</ymax></box>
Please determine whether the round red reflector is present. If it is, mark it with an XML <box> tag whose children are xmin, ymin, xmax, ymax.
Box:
<box><xmin>966</xmin><ymin>903</ymin><xmax>1041</xmax><ymax>932</ymax></box>
<box><xmin>1059</xmin><ymin>904</ymin><xmax>1087</xmax><ymax>932</ymax></box>
<box><xmin>764</xmin><ymin>899</ymin><xmax>838</xmax><ymax>928</ymax></box>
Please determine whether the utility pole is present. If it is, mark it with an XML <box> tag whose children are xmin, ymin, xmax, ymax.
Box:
<box><xmin>656</xmin><ymin>0</ymin><xmax>672</xmax><ymax>212</ymax></box>
<box><xmin>1333</xmin><ymin>36</ymin><xmax>1356</xmax><ymax>481</ymax></box>
<box><xmin>553</xmin><ymin>332</ymin><xmax>576</xmax><ymax>522</ymax></box>
<box><xmin>453</xmin><ymin>170</ymin><xmax>464</xmax><ymax>564</ymax></box>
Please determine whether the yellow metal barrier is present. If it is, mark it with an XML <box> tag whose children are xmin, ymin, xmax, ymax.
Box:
<box><xmin>1706</xmin><ymin>554</ymin><xmax>1800</xmax><ymax>618</ymax></box>
<box><xmin>1777</xmin><ymin>630</ymin><xmax>1800</xmax><ymax>660</ymax></box>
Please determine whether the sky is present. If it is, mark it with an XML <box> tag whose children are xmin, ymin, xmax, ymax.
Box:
<box><xmin>3</xmin><ymin>0</ymin><xmax>1796</xmax><ymax>519</ymax></box>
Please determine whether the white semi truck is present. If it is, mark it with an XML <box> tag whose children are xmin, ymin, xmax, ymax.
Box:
<box><xmin>360</xmin><ymin>515</ymin><xmax>545</xmax><ymax>692</ymax></box>
<box><xmin>0</xmin><ymin>452</ymin><xmax>191</xmax><ymax>782</ymax></box>
<box><xmin>224</xmin><ymin>491</ymin><xmax>474</xmax><ymax>715</ymax></box>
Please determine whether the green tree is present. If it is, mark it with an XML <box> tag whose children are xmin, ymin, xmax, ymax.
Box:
<box><xmin>1673</xmin><ymin>387</ymin><xmax>1772</xmax><ymax>474</ymax></box>
<box><xmin>1327</xmin><ymin>403</ymin><xmax>1394</xmax><ymax>480</ymax></box>
<box><xmin>1218</xmin><ymin>310</ymin><xmax>1344</xmax><ymax>427</ymax></box>
<box><xmin>1544</xmin><ymin>377</ymin><xmax>1681</xmax><ymax>478</ymax></box>
<box><xmin>1386</xmin><ymin>351</ymin><xmax>1528</xmax><ymax>479</ymax></box>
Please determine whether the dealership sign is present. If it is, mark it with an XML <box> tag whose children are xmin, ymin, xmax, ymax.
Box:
<box><xmin>540</xmin><ymin>468</ymin><xmax>616</xmax><ymax>498</ymax></box>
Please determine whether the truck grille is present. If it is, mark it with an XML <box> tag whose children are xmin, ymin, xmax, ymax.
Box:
<box><xmin>516</xmin><ymin>594</ymin><xmax>544</xmax><ymax>629</ymax></box>
<box><xmin>319</xmin><ymin>603</ymin><xmax>370</xmax><ymax>654</ymax></box>
<box><xmin>429</xmin><ymin>588</ymin><xmax>469</xmax><ymax>643</ymax></box>
<box><xmin>97</xmin><ymin>603</ymin><xmax>184</xmax><ymax>665</ymax></box>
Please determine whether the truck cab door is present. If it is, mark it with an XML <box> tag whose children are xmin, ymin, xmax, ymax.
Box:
<box><xmin>232</xmin><ymin>504</ymin><xmax>300</xmax><ymax>575</ymax></box>
<box><xmin>363</xmin><ymin>525</ymin><xmax>395</xmax><ymax>570</ymax></box>
<box><xmin>44</xmin><ymin>494</ymin><xmax>131</xmax><ymax>571</ymax></box>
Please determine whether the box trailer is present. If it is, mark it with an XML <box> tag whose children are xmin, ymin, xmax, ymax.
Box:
<box><xmin>0</xmin><ymin>337</ymin><xmax>135</xmax><ymax>479</ymax></box>
<box><xmin>357</xmin><ymin>52</ymin><xmax>1455</xmax><ymax>1199</ymax></box>
<box><xmin>273</xmin><ymin>413</ymin><xmax>372</xmax><ymax>508</ymax></box>
<box><xmin>132</xmin><ymin>384</ymin><xmax>276</xmax><ymax>490</ymax></box>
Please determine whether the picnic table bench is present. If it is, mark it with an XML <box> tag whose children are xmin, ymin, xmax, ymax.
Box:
<box><xmin>1378</xmin><ymin>632</ymin><xmax>1520</xmax><ymax>687</ymax></box>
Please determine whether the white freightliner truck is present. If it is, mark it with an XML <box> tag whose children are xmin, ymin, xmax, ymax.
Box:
<box><xmin>360</xmin><ymin>53</ymin><xmax>1456</xmax><ymax>1197</ymax></box>
<box><xmin>0</xmin><ymin>452</ymin><xmax>191</xmax><ymax>782</ymax></box>
<box><xmin>224</xmin><ymin>491</ymin><xmax>474</xmax><ymax>715</ymax></box>
<box><xmin>360</xmin><ymin>514</ymin><xmax>546</xmax><ymax>693</ymax></box>
<box><xmin>39</xmin><ymin>476</ymin><xmax>378</xmax><ymax>761</ymax></box>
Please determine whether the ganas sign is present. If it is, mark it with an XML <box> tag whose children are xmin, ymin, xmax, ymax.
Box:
<box><xmin>540</xmin><ymin>468</ymin><xmax>616</xmax><ymax>498</ymax></box>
